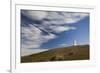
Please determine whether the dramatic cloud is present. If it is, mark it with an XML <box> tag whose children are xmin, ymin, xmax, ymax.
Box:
<box><xmin>21</xmin><ymin>24</ymin><xmax>56</xmax><ymax>49</ymax></box>
<box><xmin>21</xmin><ymin>10</ymin><xmax>89</xmax><ymax>56</ymax></box>
<box><xmin>21</xmin><ymin>10</ymin><xmax>47</xmax><ymax>20</ymax></box>
<box><xmin>48</xmin><ymin>26</ymin><xmax>76</xmax><ymax>33</ymax></box>
<box><xmin>21</xmin><ymin>10</ymin><xmax>89</xmax><ymax>24</ymax></box>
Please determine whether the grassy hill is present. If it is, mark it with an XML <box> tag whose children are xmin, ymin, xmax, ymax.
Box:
<box><xmin>21</xmin><ymin>45</ymin><xmax>89</xmax><ymax>63</ymax></box>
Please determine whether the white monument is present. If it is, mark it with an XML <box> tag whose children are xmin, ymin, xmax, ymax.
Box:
<box><xmin>73</xmin><ymin>40</ymin><xmax>77</xmax><ymax>46</ymax></box>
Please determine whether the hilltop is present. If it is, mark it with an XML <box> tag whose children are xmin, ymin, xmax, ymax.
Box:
<box><xmin>21</xmin><ymin>45</ymin><xmax>89</xmax><ymax>63</ymax></box>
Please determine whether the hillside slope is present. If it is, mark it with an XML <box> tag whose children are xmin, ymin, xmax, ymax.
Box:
<box><xmin>21</xmin><ymin>45</ymin><xmax>89</xmax><ymax>63</ymax></box>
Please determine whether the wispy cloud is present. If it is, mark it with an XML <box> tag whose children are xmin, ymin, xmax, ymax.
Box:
<box><xmin>21</xmin><ymin>10</ymin><xmax>89</xmax><ymax>24</ymax></box>
<box><xmin>60</xmin><ymin>43</ymin><xmax>68</xmax><ymax>47</ymax></box>
<box><xmin>48</xmin><ymin>26</ymin><xmax>76</xmax><ymax>33</ymax></box>
<box><xmin>21</xmin><ymin>10</ymin><xmax>47</xmax><ymax>20</ymax></box>
<box><xmin>21</xmin><ymin>24</ymin><xmax>56</xmax><ymax>49</ymax></box>
<box><xmin>21</xmin><ymin>48</ymin><xmax>49</xmax><ymax>56</ymax></box>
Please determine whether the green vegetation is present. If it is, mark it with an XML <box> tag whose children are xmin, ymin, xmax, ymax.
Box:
<box><xmin>21</xmin><ymin>45</ymin><xmax>89</xmax><ymax>63</ymax></box>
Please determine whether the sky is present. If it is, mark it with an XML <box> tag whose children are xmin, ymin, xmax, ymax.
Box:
<box><xmin>21</xmin><ymin>10</ymin><xmax>89</xmax><ymax>56</ymax></box>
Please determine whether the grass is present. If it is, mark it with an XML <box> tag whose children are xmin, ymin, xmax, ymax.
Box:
<box><xmin>21</xmin><ymin>45</ymin><xmax>89</xmax><ymax>63</ymax></box>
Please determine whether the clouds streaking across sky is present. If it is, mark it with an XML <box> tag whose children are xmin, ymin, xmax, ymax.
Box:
<box><xmin>21</xmin><ymin>10</ymin><xmax>89</xmax><ymax>56</ymax></box>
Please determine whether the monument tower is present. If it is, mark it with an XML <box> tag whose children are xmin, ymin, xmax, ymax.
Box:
<box><xmin>73</xmin><ymin>40</ymin><xmax>77</xmax><ymax>46</ymax></box>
